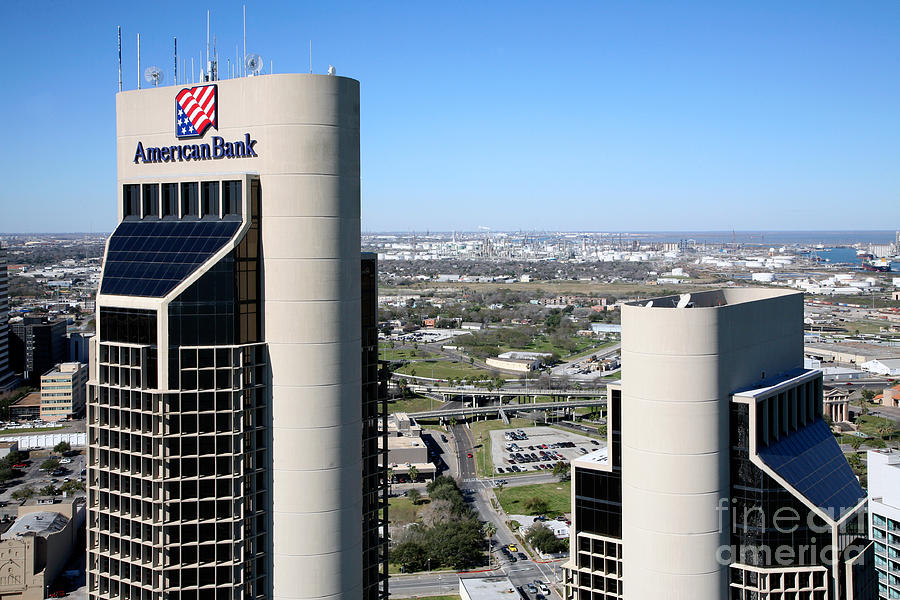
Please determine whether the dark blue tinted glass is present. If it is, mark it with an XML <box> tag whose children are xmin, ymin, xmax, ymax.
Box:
<box><xmin>100</xmin><ymin>220</ymin><xmax>240</xmax><ymax>298</ymax></box>
<box><xmin>758</xmin><ymin>419</ymin><xmax>865</xmax><ymax>519</ymax></box>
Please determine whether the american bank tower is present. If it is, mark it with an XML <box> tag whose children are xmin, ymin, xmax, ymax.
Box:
<box><xmin>87</xmin><ymin>74</ymin><xmax>386</xmax><ymax>600</ymax></box>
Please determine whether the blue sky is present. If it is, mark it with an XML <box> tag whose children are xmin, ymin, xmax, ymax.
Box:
<box><xmin>0</xmin><ymin>1</ymin><xmax>897</xmax><ymax>233</ymax></box>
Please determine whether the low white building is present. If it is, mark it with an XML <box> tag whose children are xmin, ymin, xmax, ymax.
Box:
<box><xmin>459</xmin><ymin>576</ymin><xmax>519</xmax><ymax>600</ymax></box>
<box><xmin>861</xmin><ymin>358</ymin><xmax>900</xmax><ymax>377</ymax></box>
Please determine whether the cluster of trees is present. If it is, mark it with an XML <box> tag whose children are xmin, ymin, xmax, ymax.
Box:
<box><xmin>0</xmin><ymin>450</ymin><xmax>28</xmax><ymax>484</ymax></box>
<box><xmin>391</xmin><ymin>476</ymin><xmax>485</xmax><ymax>572</ymax></box>
<box><xmin>526</xmin><ymin>522</ymin><xmax>568</xmax><ymax>554</ymax></box>
<box><xmin>0</xmin><ymin>387</ymin><xmax>36</xmax><ymax>422</ymax></box>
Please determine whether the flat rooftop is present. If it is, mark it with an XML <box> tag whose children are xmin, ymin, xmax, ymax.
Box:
<box><xmin>627</xmin><ymin>288</ymin><xmax>799</xmax><ymax>309</ymax></box>
<box><xmin>574</xmin><ymin>446</ymin><xmax>608</xmax><ymax>467</ymax></box>
<box><xmin>459</xmin><ymin>576</ymin><xmax>519</xmax><ymax>600</ymax></box>
<box><xmin>12</xmin><ymin>392</ymin><xmax>41</xmax><ymax>407</ymax></box>
<box><xmin>387</xmin><ymin>436</ymin><xmax>427</xmax><ymax>450</ymax></box>
<box><xmin>2</xmin><ymin>511</ymin><xmax>68</xmax><ymax>540</ymax></box>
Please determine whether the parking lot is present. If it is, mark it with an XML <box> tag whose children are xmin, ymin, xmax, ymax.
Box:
<box><xmin>489</xmin><ymin>426</ymin><xmax>604</xmax><ymax>475</ymax></box>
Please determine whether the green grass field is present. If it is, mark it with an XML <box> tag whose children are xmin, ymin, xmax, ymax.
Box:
<box><xmin>389</xmin><ymin>496</ymin><xmax>423</xmax><ymax>525</ymax></box>
<box><xmin>496</xmin><ymin>481</ymin><xmax>571</xmax><ymax>518</ymax></box>
<box><xmin>388</xmin><ymin>394</ymin><xmax>445</xmax><ymax>415</ymax></box>
<box><xmin>854</xmin><ymin>415</ymin><xmax>896</xmax><ymax>440</ymax></box>
<box><xmin>379</xmin><ymin>347</ymin><xmax>440</xmax><ymax>361</ymax></box>
<box><xmin>395</xmin><ymin>359</ymin><xmax>496</xmax><ymax>381</ymax></box>
<box><xmin>0</xmin><ymin>426</ymin><xmax>65</xmax><ymax>435</ymax></box>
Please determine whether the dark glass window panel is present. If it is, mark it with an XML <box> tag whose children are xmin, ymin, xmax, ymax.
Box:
<box><xmin>222</xmin><ymin>180</ymin><xmax>242</xmax><ymax>216</ymax></box>
<box><xmin>100</xmin><ymin>220</ymin><xmax>241</xmax><ymax>298</ymax></box>
<box><xmin>99</xmin><ymin>308</ymin><xmax>157</xmax><ymax>345</ymax></box>
<box><xmin>123</xmin><ymin>185</ymin><xmax>140</xmax><ymax>217</ymax></box>
<box><xmin>201</xmin><ymin>181</ymin><xmax>219</xmax><ymax>218</ymax></box>
<box><xmin>757</xmin><ymin>418</ymin><xmax>864</xmax><ymax>517</ymax></box>
<box><xmin>142</xmin><ymin>184</ymin><xmax>159</xmax><ymax>219</ymax></box>
<box><xmin>181</xmin><ymin>182</ymin><xmax>199</xmax><ymax>217</ymax></box>
<box><xmin>161</xmin><ymin>183</ymin><xmax>178</xmax><ymax>217</ymax></box>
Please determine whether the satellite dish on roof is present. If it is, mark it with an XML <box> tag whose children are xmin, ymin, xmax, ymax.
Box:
<box><xmin>327</xmin><ymin>64</ymin><xmax>336</xmax><ymax>76</ymax></box>
<box><xmin>644</xmin><ymin>301</ymin><xmax>653</xmax><ymax>308</ymax></box>
<box><xmin>245</xmin><ymin>53</ymin><xmax>262</xmax><ymax>75</ymax></box>
<box><xmin>144</xmin><ymin>66</ymin><xmax>164</xmax><ymax>87</ymax></box>
<box><xmin>676</xmin><ymin>293</ymin><xmax>692</xmax><ymax>308</ymax></box>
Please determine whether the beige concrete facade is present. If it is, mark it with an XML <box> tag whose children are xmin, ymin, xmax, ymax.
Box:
<box><xmin>0</xmin><ymin>497</ymin><xmax>83</xmax><ymax>600</ymax></box>
<box><xmin>620</xmin><ymin>289</ymin><xmax>803</xmax><ymax>599</ymax></box>
<box><xmin>89</xmin><ymin>73</ymin><xmax>362</xmax><ymax>600</ymax></box>
<box><xmin>40</xmin><ymin>362</ymin><xmax>87</xmax><ymax>422</ymax></box>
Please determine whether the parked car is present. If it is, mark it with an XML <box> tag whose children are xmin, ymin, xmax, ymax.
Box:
<box><xmin>11</xmin><ymin>463</ymin><xmax>27</xmax><ymax>469</ymax></box>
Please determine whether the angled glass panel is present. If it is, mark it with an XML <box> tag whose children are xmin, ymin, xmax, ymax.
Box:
<box><xmin>757</xmin><ymin>419</ymin><xmax>865</xmax><ymax>519</ymax></box>
<box><xmin>100</xmin><ymin>219</ymin><xmax>240</xmax><ymax>298</ymax></box>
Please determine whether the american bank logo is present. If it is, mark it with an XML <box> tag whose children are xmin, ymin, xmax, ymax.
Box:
<box><xmin>175</xmin><ymin>84</ymin><xmax>217</xmax><ymax>138</ymax></box>
<box><xmin>133</xmin><ymin>83</ymin><xmax>258</xmax><ymax>164</ymax></box>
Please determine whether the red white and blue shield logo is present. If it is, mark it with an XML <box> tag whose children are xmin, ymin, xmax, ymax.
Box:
<box><xmin>175</xmin><ymin>84</ymin><xmax>217</xmax><ymax>139</ymax></box>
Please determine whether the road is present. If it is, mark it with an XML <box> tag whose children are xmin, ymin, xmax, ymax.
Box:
<box><xmin>420</xmin><ymin>423</ymin><xmax>565</xmax><ymax>599</ymax></box>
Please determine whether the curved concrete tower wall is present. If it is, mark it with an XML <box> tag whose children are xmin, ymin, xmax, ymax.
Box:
<box><xmin>260</xmin><ymin>77</ymin><xmax>362</xmax><ymax>600</ymax></box>
<box><xmin>115</xmin><ymin>74</ymin><xmax>362</xmax><ymax>600</ymax></box>
<box><xmin>620</xmin><ymin>289</ymin><xmax>802</xmax><ymax>599</ymax></box>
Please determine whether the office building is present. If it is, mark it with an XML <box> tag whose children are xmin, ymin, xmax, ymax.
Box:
<box><xmin>564</xmin><ymin>289</ymin><xmax>875</xmax><ymax>600</ymax></box>
<box><xmin>70</xmin><ymin>332</ymin><xmax>95</xmax><ymax>364</ymax></box>
<box><xmin>39</xmin><ymin>362</ymin><xmax>88</xmax><ymax>421</ymax></box>
<box><xmin>9</xmin><ymin>316</ymin><xmax>67</xmax><ymax>384</ymax></box>
<box><xmin>9</xmin><ymin>392</ymin><xmax>41</xmax><ymax>421</ymax></box>
<box><xmin>0</xmin><ymin>245</ymin><xmax>17</xmax><ymax>391</ymax></box>
<box><xmin>361</xmin><ymin>252</ymin><xmax>389</xmax><ymax>599</ymax></box>
<box><xmin>87</xmin><ymin>72</ymin><xmax>385</xmax><ymax>600</ymax></box>
<box><xmin>866</xmin><ymin>449</ymin><xmax>900</xmax><ymax>599</ymax></box>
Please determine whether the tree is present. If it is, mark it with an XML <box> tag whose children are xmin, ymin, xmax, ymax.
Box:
<box><xmin>408</xmin><ymin>465</ymin><xmax>419</xmax><ymax>482</ymax></box>
<box><xmin>39</xmin><ymin>484</ymin><xmax>60</xmax><ymax>497</ymax></box>
<box><xmin>877</xmin><ymin>423</ymin><xmax>895</xmax><ymax>443</ymax></box>
<box><xmin>41</xmin><ymin>459</ymin><xmax>59</xmax><ymax>472</ymax></box>
<box><xmin>11</xmin><ymin>486</ymin><xmax>36</xmax><ymax>500</ymax></box>
<box><xmin>524</xmin><ymin>496</ymin><xmax>550</xmax><ymax>515</ymax></box>
<box><xmin>526</xmin><ymin>522</ymin><xmax>568</xmax><ymax>554</ymax></box>
<box><xmin>53</xmin><ymin>441</ymin><xmax>71</xmax><ymax>454</ymax></box>
<box><xmin>391</xmin><ymin>541</ymin><xmax>429</xmax><ymax>572</ymax></box>
<box><xmin>482</xmin><ymin>521</ymin><xmax>497</xmax><ymax>553</ymax></box>
<box><xmin>858</xmin><ymin>389</ymin><xmax>876</xmax><ymax>417</ymax></box>
<box><xmin>60</xmin><ymin>479</ymin><xmax>85</xmax><ymax>494</ymax></box>
<box><xmin>553</xmin><ymin>461</ymin><xmax>571</xmax><ymax>481</ymax></box>
<box><xmin>407</xmin><ymin>488</ymin><xmax>421</xmax><ymax>505</ymax></box>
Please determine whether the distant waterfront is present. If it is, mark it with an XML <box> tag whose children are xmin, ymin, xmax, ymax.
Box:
<box><xmin>627</xmin><ymin>230</ymin><xmax>898</xmax><ymax>246</ymax></box>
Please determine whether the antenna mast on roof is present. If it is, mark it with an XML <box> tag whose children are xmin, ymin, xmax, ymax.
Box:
<box><xmin>174</xmin><ymin>37</ymin><xmax>178</xmax><ymax>85</ymax></box>
<box><xmin>117</xmin><ymin>26</ymin><xmax>122</xmax><ymax>92</ymax></box>
<box><xmin>242</xmin><ymin>5</ymin><xmax>247</xmax><ymax>77</ymax></box>
<box><xmin>309</xmin><ymin>40</ymin><xmax>312</xmax><ymax>74</ymax></box>
<box><xmin>206</xmin><ymin>10</ymin><xmax>210</xmax><ymax>81</ymax></box>
<box><xmin>137</xmin><ymin>33</ymin><xmax>141</xmax><ymax>89</ymax></box>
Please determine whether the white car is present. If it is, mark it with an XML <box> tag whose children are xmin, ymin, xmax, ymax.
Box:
<box><xmin>59</xmin><ymin>458</ymin><xmax>72</xmax><ymax>464</ymax></box>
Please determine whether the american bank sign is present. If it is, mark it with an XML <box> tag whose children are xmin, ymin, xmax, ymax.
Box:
<box><xmin>133</xmin><ymin>84</ymin><xmax>258</xmax><ymax>164</ymax></box>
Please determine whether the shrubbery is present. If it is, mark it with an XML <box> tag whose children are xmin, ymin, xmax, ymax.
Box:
<box><xmin>526</xmin><ymin>522</ymin><xmax>568</xmax><ymax>554</ymax></box>
<box><xmin>391</xmin><ymin>476</ymin><xmax>485</xmax><ymax>571</ymax></box>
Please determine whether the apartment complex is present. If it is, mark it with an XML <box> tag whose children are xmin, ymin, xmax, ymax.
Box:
<box><xmin>564</xmin><ymin>289</ymin><xmax>875</xmax><ymax>600</ymax></box>
<box><xmin>9</xmin><ymin>315</ymin><xmax>67</xmax><ymax>383</ymax></box>
<box><xmin>87</xmin><ymin>73</ymin><xmax>385</xmax><ymax>600</ymax></box>
<box><xmin>39</xmin><ymin>362</ymin><xmax>88</xmax><ymax>421</ymax></box>
<box><xmin>0</xmin><ymin>245</ymin><xmax>17</xmax><ymax>391</ymax></box>
<box><xmin>867</xmin><ymin>449</ymin><xmax>900</xmax><ymax>599</ymax></box>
